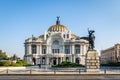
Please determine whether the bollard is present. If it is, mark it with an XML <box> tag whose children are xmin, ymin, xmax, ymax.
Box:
<box><xmin>79</xmin><ymin>69</ymin><xmax>81</xmax><ymax>74</ymax></box>
<box><xmin>104</xmin><ymin>69</ymin><xmax>106</xmax><ymax>74</ymax></box>
<box><xmin>54</xmin><ymin>70</ymin><xmax>56</xmax><ymax>74</ymax></box>
<box><xmin>30</xmin><ymin>69</ymin><xmax>32</xmax><ymax>74</ymax></box>
<box><xmin>6</xmin><ymin>69</ymin><xmax>8</xmax><ymax>74</ymax></box>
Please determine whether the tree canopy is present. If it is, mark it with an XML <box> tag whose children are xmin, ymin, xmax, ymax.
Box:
<box><xmin>0</xmin><ymin>50</ymin><xmax>8</xmax><ymax>60</ymax></box>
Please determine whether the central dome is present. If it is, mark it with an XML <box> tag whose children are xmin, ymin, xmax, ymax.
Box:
<box><xmin>48</xmin><ymin>17</ymin><xmax>69</xmax><ymax>32</ymax></box>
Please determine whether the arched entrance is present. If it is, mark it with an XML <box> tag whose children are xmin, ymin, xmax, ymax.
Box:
<box><xmin>42</xmin><ymin>57</ymin><xmax>45</xmax><ymax>65</ymax></box>
<box><xmin>58</xmin><ymin>57</ymin><xmax>61</xmax><ymax>64</ymax></box>
<box><xmin>76</xmin><ymin>58</ymin><xmax>80</xmax><ymax>64</ymax></box>
<box><xmin>66</xmin><ymin>57</ymin><xmax>69</xmax><ymax>62</ymax></box>
<box><xmin>53</xmin><ymin>57</ymin><xmax>57</xmax><ymax>65</ymax></box>
<box><xmin>32</xmin><ymin>58</ymin><xmax>36</xmax><ymax>65</ymax></box>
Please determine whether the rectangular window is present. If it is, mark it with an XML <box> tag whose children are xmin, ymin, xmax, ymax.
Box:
<box><xmin>58</xmin><ymin>49</ymin><xmax>60</xmax><ymax>53</ymax></box>
<box><xmin>75</xmin><ymin>45</ymin><xmax>80</xmax><ymax>54</ymax></box>
<box><xmin>55</xmin><ymin>49</ymin><xmax>56</xmax><ymax>53</ymax></box>
<box><xmin>65</xmin><ymin>45</ymin><xmax>70</xmax><ymax>54</ymax></box>
<box><xmin>65</xmin><ymin>49</ymin><xmax>70</xmax><ymax>54</ymax></box>
<box><xmin>52</xmin><ymin>49</ymin><xmax>54</xmax><ymax>53</ymax></box>
<box><xmin>75</xmin><ymin>49</ymin><xmax>80</xmax><ymax>54</ymax></box>
<box><xmin>42</xmin><ymin>49</ymin><xmax>46</xmax><ymax>54</ymax></box>
<box><xmin>67</xmin><ymin>34</ymin><xmax>69</xmax><ymax>38</ymax></box>
<box><xmin>52</xmin><ymin>49</ymin><xmax>59</xmax><ymax>54</ymax></box>
<box><xmin>42</xmin><ymin>45</ymin><xmax>46</xmax><ymax>54</ymax></box>
<box><xmin>32</xmin><ymin>45</ymin><xmax>36</xmax><ymax>54</ymax></box>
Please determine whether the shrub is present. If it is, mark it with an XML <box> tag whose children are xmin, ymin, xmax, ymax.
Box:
<box><xmin>101</xmin><ymin>62</ymin><xmax>120</xmax><ymax>66</ymax></box>
<box><xmin>52</xmin><ymin>61</ymin><xmax>85</xmax><ymax>68</ymax></box>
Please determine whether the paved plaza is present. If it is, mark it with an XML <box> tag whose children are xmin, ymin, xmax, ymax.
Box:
<box><xmin>0</xmin><ymin>74</ymin><xmax>120</xmax><ymax>80</ymax></box>
<box><xmin>0</xmin><ymin>66</ymin><xmax>120</xmax><ymax>80</ymax></box>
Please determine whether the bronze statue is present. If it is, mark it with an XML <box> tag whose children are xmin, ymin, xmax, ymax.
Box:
<box><xmin>88</xmin><ymin>29</ymin><xmax>95</xmax><ymax>50</ymax></box>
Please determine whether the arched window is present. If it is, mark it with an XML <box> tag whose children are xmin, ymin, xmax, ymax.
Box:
<box><xmin>53</xmin><ymin>40</ymin><xmax>59</xmax><ymax>45</ymax></box>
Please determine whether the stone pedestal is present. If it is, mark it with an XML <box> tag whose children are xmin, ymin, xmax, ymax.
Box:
<box><xmin>85</xmin><ymin>50</ymin><xmax>100</xmax><ymax>72</ymax></box>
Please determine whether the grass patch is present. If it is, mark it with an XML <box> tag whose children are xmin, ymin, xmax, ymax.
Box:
<box><xmin>0</xmin><ymin>60</ymin><xmax>33</xmax><ymax>67</ymax></box>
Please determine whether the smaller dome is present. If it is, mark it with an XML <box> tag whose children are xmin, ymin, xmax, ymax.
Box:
<box><xmin>71</xmin><ymin>34</ymin><xmax>77</xmax><ymax>39</ymax></box>
<box><xmin>76</xmin><ymin>37</ymin><xmax>81</xmax><ymax>40</ymax></box>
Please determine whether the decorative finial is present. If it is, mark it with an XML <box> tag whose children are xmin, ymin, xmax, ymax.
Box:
<box><xmin>56</xmin><ymin>16</ymin><xmax>60</xmax><ymax>25</ymax></box>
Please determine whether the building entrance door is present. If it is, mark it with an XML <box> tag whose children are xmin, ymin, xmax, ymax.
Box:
<box><xmin>76</xmin><ymin>58</ymin><xmax>79</xmax><ymax>64</ymax></box>
<box><xmin>53</xmin><ymin>58</ymin><xmax>56</xmax><ymax>65</ymax></box>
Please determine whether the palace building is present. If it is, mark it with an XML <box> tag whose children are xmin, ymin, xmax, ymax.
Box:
<box><xmin>24</xmin><ymin>17</ymin><xmax>89</xmax><ymax>65</ymax></box>
<box><xmin>101</xmin><ymin>43</ymin><xmax>120</xmax><ymax>64</ymax></box>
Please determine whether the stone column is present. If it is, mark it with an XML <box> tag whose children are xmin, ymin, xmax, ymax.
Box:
<box><xmin>29</xmin><ymin>44</ymin><xmax>32</xmax><ymax>54</ymax></box>
<box><xmin>62</xmin><ymin>57</ymin><xmax>63</xmax><ymax>62</ymax></box>
<box><xmin>37</xmin><ymin>45</ymin><xmax>40</xmax><ymax>54</ymax></box>
<box><xmin>26</xmin><ymin>44</ymin><xmax>29</xmax><ymax>54</ymax></box>
<box><xmin>72</xmin><ymin>44</ymin><xmax>75</xmax><ymax>54</ymax></box>
<box><xmin>81</xmin><ymin>44</ymin><xmax>84</xmax><ymax>55</ymax></box>
<box><xmin>71</xmin><ymin>56</ymin><xmax>72</xmax><ymax>62</ymax></box>
<box><xmin>60</xmin><ymin>57</ymin><xmax>62</xmax><ymax>63</ymax></box>
<box><xmin>46</xmin><ymin>45</ymin><xmax>48</xmax><ymax>54</ymax></box>
<box><xmin>47</xmin><ymin>45</ymin><xmax>51</xmax><ymax>54</ymax></box>
<box><xmin>82</xmin><ymin>45</ymin><xmax>84</xmax><ymax>55</ymax></box>
<box><xmin>39</xmin><ymin>58</ymin><xmax>41</xmax><ymax>64</ymax></box>
<box><xmin>40</xmin><ymin>45</ymin><xmax>42</xmax><ymax>54</ymax></box>
<box><xmin>70</xmin><ymin>45</ymin><xmax>72</xmax><ymax>54</ymax></box>
<box><xmin>80</xmin><ymin>45</ymin><xmax>82</xmax><ymax>54</ymax></box>
<box><xmin>63</xmin><ymin>45</ymin><xmax>65</xmax><ymax>53</ymax></box>
<box><xmin>56</xmin><ymin>58</ymin><xmax>58</xmax><ymax>64</ymax></box>
<box><xmin>73</xmin><ymin>56</ymin><xmax>75</xmax><ymax>63</ymax></box>
<box><xmin>84</xmin><ymin>45</ymin><xmax>86</xmax><ymax>55</ymax></box>
<box><xmin>72</xmin><ymin>44</ymin><xmax>75</xmax><ymax>63</ymax></box>
<box><xmin>46</xmin><ymin>57</ymin><xmax>49</xmax><ymax>65</ymax></box>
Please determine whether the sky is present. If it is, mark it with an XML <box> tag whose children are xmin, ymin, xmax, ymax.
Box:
<box><xmin>0</xmin><ymin>0</ymin><xmax>120</xmax><ymax>58</ymax></box>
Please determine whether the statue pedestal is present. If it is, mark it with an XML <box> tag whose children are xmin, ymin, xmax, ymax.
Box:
<box><xmin>85</xmin><ymin>50</ymin><xmax>100</xmax><ymax>72</ymax></box>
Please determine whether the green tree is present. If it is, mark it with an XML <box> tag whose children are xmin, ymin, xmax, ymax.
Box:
<box><xmin>10</xmin><ymin>54</ymin><xmax>18</xmax><ymax>61</ymax></box>
<box><xmin>0</xmin><ymin>50</ymin><xmax>8</xmax><ymax>60</ymax></box>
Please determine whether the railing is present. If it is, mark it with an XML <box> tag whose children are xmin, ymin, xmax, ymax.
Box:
<box><xmin>0</xmin><ymin>68</ymin><xmax>120</xmax><ymax>74</ymax></box>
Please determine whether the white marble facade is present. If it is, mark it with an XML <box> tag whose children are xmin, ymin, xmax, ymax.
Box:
<box><xmin>24</xmin><ymin>17</ymin><xmax>89</xmax><ymax>65</ymax></box>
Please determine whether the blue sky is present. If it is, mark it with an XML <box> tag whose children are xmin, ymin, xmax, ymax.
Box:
<box><xmin>0</xmin><ymin>0</ymin><xmax>120</xmax><ymax>58</ymax></box>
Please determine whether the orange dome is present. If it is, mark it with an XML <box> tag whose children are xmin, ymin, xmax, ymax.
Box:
<box><xmin>71</xmin><ymin>34</ymin><xmax>77</xmax><ymax>39</ymax></box>
<box><xmin>48</xmin><ymin>17</ymin><xmax>69</xmax><ymax>32</ymax></box>
<box><xmin>48</xmin><ymin>25</ymin><xmax>68</xmax><ymax>32</ymax></box>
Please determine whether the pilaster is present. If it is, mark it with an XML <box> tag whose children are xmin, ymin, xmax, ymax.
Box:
<box><xmin>37</xmin><ymin>45</ymin><xmax>40</xmax><ymax>54</ymax></box>
<box><xmin>72</xmin><ymin>44</ymin><xmax>75</xmax><ymax>54</ymax></box>
<box><xmin>29</xmin><ymin>44</ymin><xmax>32</xmax><ymax>54</ymax></box>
